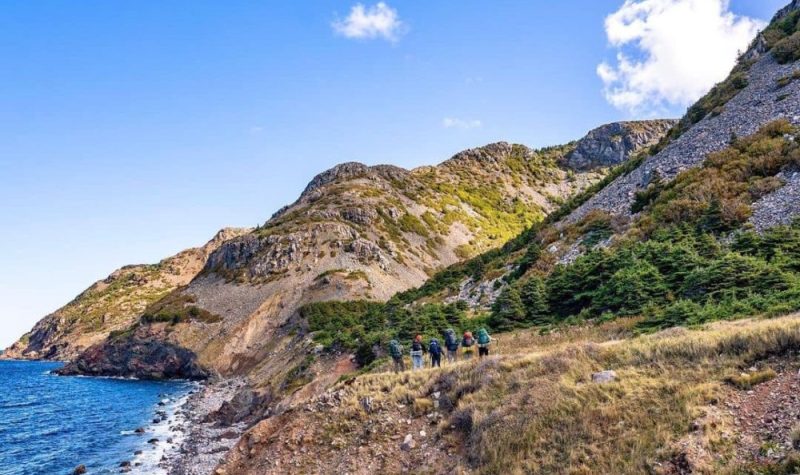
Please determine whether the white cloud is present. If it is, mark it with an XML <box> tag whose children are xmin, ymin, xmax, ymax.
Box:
<box><xmin>597</xmin><ymin>0</ymin><xmax>765</xmax><ymax>115</ymax></box>
<box><xmin>332</xmin><ymin>2</ymin><xmax>405</xmax><ymax>42</ymax></box>
<box><xmin>442</xmin><ymin>117</ymin><xmax>482</xmax><ymax>129</ymax></box>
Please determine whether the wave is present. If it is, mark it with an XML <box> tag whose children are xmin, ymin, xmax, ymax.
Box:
<box><xmin>0</xmin><ymin>400</ymin><xmax>38</xmax><ymax>409</ymax></box>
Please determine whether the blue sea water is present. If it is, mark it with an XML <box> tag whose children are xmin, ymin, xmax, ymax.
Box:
<box><xmin>0</xmin><ymin>360</ymin><xmax>194</xmax><ymax>475</ymax></box>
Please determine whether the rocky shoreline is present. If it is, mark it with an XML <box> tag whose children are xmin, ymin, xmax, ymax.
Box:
<box><xmin>164</xmin><ymin>378</ymin><xmax>248</xmax><ymax>475</ymax></box>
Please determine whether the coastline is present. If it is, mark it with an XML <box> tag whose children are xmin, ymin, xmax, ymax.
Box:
<box><xmin>165</xmin><ymin>378</ymin><xmax>248</xmax><ymax>475</ymax></box>
<box><xmin>5</xmin><ymin>358</ymin><xmax>249</xmax><ymax>474</ymax></box>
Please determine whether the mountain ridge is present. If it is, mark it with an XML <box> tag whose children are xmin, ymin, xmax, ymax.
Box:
<box><xmin>28</xmin><ymin>119</ymin><xmax>675</xmax><ymax>382</ymax></box>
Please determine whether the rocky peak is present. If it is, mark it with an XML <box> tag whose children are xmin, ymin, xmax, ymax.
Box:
<box><xmin>302</xmin><ymin>162</ymin><xmax>371</xmax><ymax>197</ymax></box>
<box><xmin>443</xmin><ymin>141</ymin><xmax>516</xmax><ymax>167</ymax></box>
<box><xmin>564</xmin><ymin>120</ymin><xmax>678</xmax><ymax>171</ymax></box>
<box><xmin>300</xmin><ymin>162</ymin><xmax>409</xmax><ymax>198</ymax></box>
<box><xmin>741</xmin><ymin>1</ymin><xmax>800</xmax><ymax>62</ymax></box>
<box><xmin>776</xmin><ymin>0</ymin><xmax>800</xmax><ymax>21</ymax></box>
<box><xmin>202</xmin><ymin>227</ymin><xmax>252</xmax><ymax>252</ymax></box>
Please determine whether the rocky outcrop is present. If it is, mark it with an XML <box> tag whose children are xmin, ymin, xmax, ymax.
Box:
<box><xmin>207</xmin><ymin>388</ymin><xmax>273</xmax><ymax>427</ymax></box>
<box><xmin>564</xmin><ymin>120</ymin><xmax>677</xmax><ymax>171</ymax></box>
<box><xmin>56</xmin><ymin>338</ymin><xmax>208</xmax><ymax>380</ymax></box>
<box><xmin>300</xmin><ymin>162</ymin><xmax>408</xmax><ymax>199</ymax></box>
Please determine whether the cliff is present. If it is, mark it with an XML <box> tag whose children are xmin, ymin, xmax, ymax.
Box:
<box><xmin>2</xmin><ymin>228</ymin><xmax>250</xmax><ymax>361</ymax></box>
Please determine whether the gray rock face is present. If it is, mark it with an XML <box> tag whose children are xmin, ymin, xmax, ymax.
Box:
<box><xmin>57</xmin><ymin>339</ymin><xmax>209</xmax><ymax>380</ymax></box>
<box><xmin>776</xmin><ymin>0</ymin><xmax>800</xmax><ymax>20</ymax></box>
<box><xmin>750</xmin><ymin>167</ymin><xmax>800</xmax><ymax>231</ymax></box>
<box><xmin>300</xmin><ymin>162</ymin><xmax>408</xmax><ymax>198</ymax></box>
<box><xmin>340</xmin><ymin>207</ymin><xmax>377</xmax><ymax>225</ymax></box>
<box><xmin>566</xmin><ymin>52</ymin><xmax>800</xmax><ymax>225</ymax></box>
<box><xmin>565</xmin><ymin>120</ymin><xmax>678</xmax><ymax>171</ymax></box>
<box><xmin>444</xmin><ymin>141</ymin><xmax>515</xmax><ymax>166</ymax></box>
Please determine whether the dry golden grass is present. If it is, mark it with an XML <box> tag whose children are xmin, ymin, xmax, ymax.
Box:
<box><xmin>724</xmin><ymin>368</ymin><xmax>777</xmax><ymax>390</ymax></box>
<box><xmin>331</xmin><ymin>313</ymin><xmax>800</xmax><ymax>474</ymax></box>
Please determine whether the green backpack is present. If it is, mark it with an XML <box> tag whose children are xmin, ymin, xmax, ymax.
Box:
<box><xmin>389</xmin><ymin>340</ymin><xmax>402</xmax><ymax>358</ymax></box>
<box><xmin>477</xmin><ymin>328</ymin><xmax>491</xmax><ymax>345</ymax></box>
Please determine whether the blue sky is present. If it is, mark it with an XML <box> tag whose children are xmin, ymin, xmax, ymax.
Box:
<box><xmin>0</xmin><ymin>0</ymin><xmax>788</xmax><ymax>347</ymax></box>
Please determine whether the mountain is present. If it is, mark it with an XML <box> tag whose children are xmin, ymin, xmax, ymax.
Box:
<box><xmin>48</xmin><ymin>120</ymin><xmax>672</xmax><ymax>382</ymax></box>
<box><xmin>14</xmin><ymin>2</ymin><xmax>800</xmax><ymax>473</ymax></box>
<box><xmin>2</xmin><ymin>228</ymin><xmax>250</xmax><ymax>361</ymax></box>
<box><xmin>205</xmin><ymin>3</ymin><xmax>800</xmax><ymax>474</ymax></box>
<box><xmin>401</xmin><ymin>1</ymin><xmax>800</xmax><ymax>312</ymax></box>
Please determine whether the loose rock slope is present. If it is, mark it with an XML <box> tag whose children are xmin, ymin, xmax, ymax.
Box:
<box><xmin>567</xmin><ymin>9</ymin><xmax>800</xmax><ymax>226</ymax></box>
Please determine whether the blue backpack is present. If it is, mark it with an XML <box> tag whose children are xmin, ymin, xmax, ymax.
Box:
<box><xmin>429</xmin><ymin>339</ymin><xmax>442</xmax><ymax>356</ymax></box>
<box><xmin>444</xmin><ymin>329</ymin><xmax>459</xmax><ymax>351</ymax></box>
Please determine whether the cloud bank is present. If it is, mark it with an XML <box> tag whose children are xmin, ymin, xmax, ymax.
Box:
<box><xmin>597</xmin><ymin>0</ymin><xmax>765</xmax><ymax>115</ymax></box>
<box><xmin>332</xmin><ymin>2</ymin><xmax>404</xmax><ymax>42</ymax></box>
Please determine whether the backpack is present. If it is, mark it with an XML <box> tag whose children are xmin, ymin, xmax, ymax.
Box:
<box><xmin>444</xmin><ymin>329</ymin><xmax>458</xmax><ymax>351</ymax></box>
<box><xmin>411</xmin><ymin>340</ymin><xmax>423</xmax><ymax>352</ymax></box>
<box><xmin>477</xmin><ymin>328</ymin><xmax>490</xmax><ymax>346</ymax></box>
<box><xmin>389</xmin><ymin>340</ymin><xmax>402</xmax><ymax>359</ymax></box>
<box><xmin>462</xmin><ymin>332</ymin><xmax>474</xmax><ymax>347</ymax></box>
<box><xmin>429</xmin><ymin>339</ymin><xmax>442</xmax><ymax>356</ymax></box>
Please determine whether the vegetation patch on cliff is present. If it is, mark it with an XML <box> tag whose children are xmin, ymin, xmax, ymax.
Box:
<box><xmin>141</xmin><ymin>290</ymin><xmax>222</xmax><ymax>325</ymax></box>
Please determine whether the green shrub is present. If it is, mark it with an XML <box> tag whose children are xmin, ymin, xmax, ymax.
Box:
<box><xmin>398</xmin><ymin>213</ymin><xmax>429</xmax><ymax>237</ymax></box>
<box><xmin>640</xmin><ymin>299</ymin><xmax>703</xmax><ymax>329</ymax></box>
<box><xmin>594</xmin><ymin>261</ymin><xmax>668</xmax><ymax>316</ymax></box>
<box><xmin>680</xmin><ymin>252</ymin><xmax>792</xmax><ymax>300</ymax></box>
<box><xmin>773</xmin><ymin>31</ymin><xmax>800</xmax><ymax>64</ymax></box>
<box><xmin>140</xmin><ymin>291</ymin><xmax>221</xmax><ymax>325</ymax></box>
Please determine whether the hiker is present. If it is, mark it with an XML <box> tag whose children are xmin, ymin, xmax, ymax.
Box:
<box><xmin>461</xmin><ymin>331</ymin><xmax>476</xmax><ymax>360</ymax></box>
<box><xmin>410</xmin><ymin>335</ymin><xmax>426</xmax><ymax>370</ymax></box>
<box><xmin>389</xmin><ymin>339</ymin><xmax>405</xmax><ymax>373</ymax></box>
<box><xmin>443</xmin><ymin>328</ymin><xmax>459</xmax><ymax>364</ymax></box>
<box><xmin>428</xmin><ymin>338</ymin><xmax>443</xmax><ymax>368</ymax></box>
<box><xmin>477</xmin><ymin>328</ymin><xmax>492</xmax><ymax>358</ymax></box>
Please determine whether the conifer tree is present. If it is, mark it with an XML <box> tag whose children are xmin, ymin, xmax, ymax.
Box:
<box><xmin>490</xmin><ymin>286</ymin><xmax>526</xmax><ymax>331</ymax></box>
<box><xmin>520</xmin><ymin>277</ymin><xmax>549</xmax><ymax>325</ymax></box>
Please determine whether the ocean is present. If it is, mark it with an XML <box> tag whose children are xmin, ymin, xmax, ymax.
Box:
<box><xmin>0</xmin><ymin>360</ymin><xmax>194</xmax><ymax>475</ymax></box>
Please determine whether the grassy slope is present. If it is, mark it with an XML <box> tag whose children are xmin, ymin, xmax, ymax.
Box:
<box><xmin>224</xmin><ymin>313</ymin><xmax>800</xmax><ymax>474</ymax></box>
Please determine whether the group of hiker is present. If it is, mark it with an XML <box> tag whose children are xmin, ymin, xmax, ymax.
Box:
<box><xmin>387</xmin><ymin>328</ymin><xmax>493</xmax><ymax>373</ymax></box>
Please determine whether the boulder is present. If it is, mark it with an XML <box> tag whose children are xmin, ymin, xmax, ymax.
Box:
<box><xmin>207</xmin><ymin>388</ymin><xmax>272</xmax><ymax>426</ymax></box>
<box><xmin>73</xmin><ymin>465</ymin><xmax>87</xmax><ymax>475</ymax></box>
<box><xmin>400</xmin><ymin>434</ymin><xmax>416</xmax><ymax>451</ymax></box>
<box><xmin>592</xmin><ymin>370</ymin><xmax>618</xmax><ymax>384</ymax></box>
